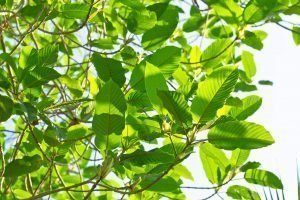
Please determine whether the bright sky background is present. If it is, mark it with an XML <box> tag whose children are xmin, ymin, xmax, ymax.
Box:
<box><xmin>182</xmin><ymin>23</ymin><xmax>300</xmax><ymax>199</ymax></box>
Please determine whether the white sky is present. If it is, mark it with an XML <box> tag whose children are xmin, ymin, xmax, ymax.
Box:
<box><xmin>183</xmin><ymin>23</ymin><xmax>300</xmax><ymax>199</ymax></box>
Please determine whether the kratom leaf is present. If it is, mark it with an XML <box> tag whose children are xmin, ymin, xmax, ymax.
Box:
<box><xmin>142</xmin><ymin>5</ymin><xmax>179</xmax><ymax>50</ymax></box>
<box><xmin>157</xmin><ymin>90</ymin><xmax>192</xmax><ymax>128</ymax></box>
<box><xmin>292</xmin><ymin>26</ymin><xmax>300</xmax><ymax>45</ymax></box>
<box><xmin>146</xmin><ymin>46</ymin><xmax>181</xmax><ymax>76</ymax></box>
<box><xmin>0</xmin><ymin>95</ymin><xmax>13</xmax><ymax>122</ymax></box>
<box><xmin>91</xmin><ymin>54</ymin><xmax>125</xmax><ymax>87</ymax></box>
<box><xmin>93</xmin><ymin>80</ymin><xmax>126</xmax><ymax>136</ymax></box>
<box><xmin>4</xmin><ymin>155</ymin><xmax>43</xmax><ymax>177</ymax></box>
<box><xmin>230</xmin><ymin>95</ymin><xmax>262</xmax><ymax>120</ymax></box>
<box><xmin>244</xmin><ymin>169</ymin><xmax>283</xmax><ymax>189</ymax></box>
<box><xmin>199</xmin><ymin>143</ymin><xmax>230</xmax><ymax>184</ymax></box>
<box><xmin>227</xmin><ymin>185</ymin><xmax>261</xmax><ymax>200</ymax></box>
<box><xmin>208</xmin><ymin>121</ymin><xmax>274</xmax><ymax>150</ymax></box>
<box><xmin>61</xmin><ymin>3</ymin><xmax>90</xmax><ymax>19</ymax></box>
<box><xmin>230</xmin><ymin>149</ymin><xmax>250</xmax><ymax>167</ymax></box>
<box><xmin>22</xmin><ymin>67</ymin><xmax>61</xmax><ymax>88</ymax></box>
<box><xmin>242</xmin><ymin>51</ymin><xmax>256</xmax><ymax>79</ymax></box>
<box><xmin>144</xmin><ymin>62</ymin><xmax>168</xmax><ymax>113</ymax></box>
<box><xmin>191</xmin><ymin>66</ymin><xmax>239</xmax><ymax>123</ymax></box>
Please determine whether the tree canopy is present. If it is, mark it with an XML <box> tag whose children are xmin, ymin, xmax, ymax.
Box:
<box><xmin>0</xmin><ymin>0</ymin><xmax>299</xmax><ymax>199</ymax></box>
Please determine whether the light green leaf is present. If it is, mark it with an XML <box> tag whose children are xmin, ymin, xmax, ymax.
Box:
<box><xmin>61</xmin><ymin>3</ymin><xmax>90</xmax><ymax>19</ymax></box>
<box><xmin>200</xmin><ymin>143</ymin><xmax>230</xmax><ymax>184</ymax></box>
<box><xmin>230</xmin><ymin>149</ymin><xmax>250</xmax><ymax>167</ymax></box>
<box><xmin>230</xmin><ymin>95</ymin><xmax>262</xmax><ymax>120</ymax></box>
<box><xmin>144</xmin><ymin>62</ymin><xmax>168</xmax><ymax>113</ymax></box>
<box><xmin>0</xmin><ymin>95</ymin><xmax>13</xmax><ymax>122</ymax></box>
<box><xmin>201</xmin><ymin>39</ymin><xmax>234</xmax><ymax>69</ymax></box>
<box><xmin>227</xmin><ymin>185</ymin><xmax>261</xmax><ymax>200</ymax></box>
<box><xmin>242</xmin><ymin>51</ymin><xmax>256</xmax><ymax>79</ymax></box>
<box><xmin>292</xmin><ymin>26</ymin><xmax>300</xmax><ymax>45</ymax></box>
<box><xmin>93</xmin><ymin>80</ymin><xmax>126</xmax><ymax>136</ymax></box>
<box><xmin>191</xmin><ymin>66</ymin><xmax>239</xmax><ymax>123</ymax></box>
<box><xmin>208</xmin><ymin>121</ymin><xmax>274</xmax><ymax>150</ymax></box>
<box><xmin>146</xmin><ymin>46</ymin><xmax>181</xmax><ymax>77</ymax></box>
<box><xmin>67</xmin><ymin>124</ymin><xmax>91</xmax><ymax>140</ymax></box>
<box><xmin>244</xmin><ymin>169</ymin><xmax>283</xmax><ymax>189</ymax></box>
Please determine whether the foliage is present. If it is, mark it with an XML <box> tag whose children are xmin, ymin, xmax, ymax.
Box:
<box><xmin>0</xmin><ymin>0</ymin><xmax>298</xmax><ymax>199</ymax></box>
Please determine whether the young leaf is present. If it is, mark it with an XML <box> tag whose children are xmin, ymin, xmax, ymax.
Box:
<box><xmin>244</xmin><ymin>169</ymin><xmax>284</xmax><ymax>189</ymax></box>
<box><xmin>191</xmin><ymin>66</ymin><xmax>239</xmax><ymax>123</ymax></box>
<box><xmin>208</xmin><ymin>121</ymin><xmax>274</xmax><ymax>150</ymax></box>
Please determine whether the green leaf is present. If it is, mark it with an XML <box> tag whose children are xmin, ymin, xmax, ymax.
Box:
<box><xmin>61</xmin><ymin>3</ymin><xmax>90</xmax><ymax>19</ymax></box>
<box><xmin>4</xmin><ymin>155</ymin><xmax>43</xmax><ymax>177</ymax></box>
<box><xmin>0</xmin><ymin>95</ymin><xmax>13</xmax><ymax>122</ymax></box>
<box><xmin>146</xmin><ymin>46</ymin><xmax>181</xmax><ymax>77</ymax></box>
<box><xmin>201</xmin><ymin>39</ymin><xmax>234</xmax><ymax>69</ymax></box>
<box><xmin>199</xmin><ymin>143</ymin><xmax>230</xmax><ymax>184</ymax></box>
<box><xmin>242</xmin><ymin>51</ymin><xmax>256</xmax><ymax>79</ymax></box>
<box><xmin>142</xmin><ymin>5</ymin><xmax>179</xmax><ymax>50</ymax></box>
<box><xmin>91</xmin><ymin>54</ymin><xmax>125</xmax><ymax>87</ymax></box>
<box><xmin>67</xmin><ymin>124</ymin><xmax>91</xmax><ymax>140</ymax></box>
<box><xmin>182</xmin><ymin>12</ymin><xmax>203</xmax><ymax>32</ymax></box>
<box><xmin>120</xmin><ymin>149</ymin><xmax>174</xmax><ymax>166</ymax></box>
<box><xmin>244</xmin><ymin>169</ymin><xmax>283</xmax><ymax>189</ymax></box>
<box><xmin>139</xmin><ymin>175</ymin><xmax>179</xmax><ymax>192</ymax></box>
<box><xmin>230</xmin><ymin>149</ymin><xmax>250</xmax><ymax>167</ymax></box>
<box><xmin>208</xmin><ymin>121</ymin><xmax>274</xmax><ymax>150</ymax></box>
<box><xmin>126</xmin><ymin>10</ymin><xmax>157</xmax><ymax>35</ymax></box>
<box><xmin>230</xmin><ymin>95</ymin><xmax>262</xmax><ymax>120</ymax></box>
<box><xmin>191</xmin><ymin>66</ymin><xmax>239</xmax><ymax>123</ymax></box>
<box><xmin>292</xmin><ymin>26</ymin><xmax>300</xmax><ymax>45</ymax></box>
<box><xmin>243</xmin><ymin>3</ymin><xmax>267</xmax><ymax>24</ymax></box>
<box><xmin>240</xmin><ymin>161</ymin><xmax>261</xmax><ymax>172</ymax></box>
<box><xmin>227</xmin><ymin>185</ymin><xmax>261</xmax><ymax>200</ymax></box>
<box><xmin>37</xmin><ymin>45</ymin><xmax>59</xmax><ymax>67</ymax></box>
<box><xmin>60</xmin><ymin>75</ymin><xmax>83</xmax><ymax>97</ymax></box>
<box><xmin>208</xmin><ymin>25</ymin><xmax>234</xmax><ymax>39</ymax></box>
<box><xmin>93</xmin><ymin>114</ymin><xmax>125</xmax><ymax>136</ymax></box>
<box><xmin>13</xmin><ymin>189</ymin><xmax>32</xmax><ymax>198</ymax></box>
<box><xmin>242</xmin><ymin>31</ymin><xmax>264</xmax><ymax>50</ymax></box>
<box><xmin>157</xmin><ymin>91</ymin><xmax>192</xmax><ymax>128</ymax></box>
<box><xmin>259</xmin><ymin>80</ymin><xmax>273</xmax><ymax>86</ymax></box>
<box><xmin>93</xmin><ymin>80</ymin><xmax>126</xmax><ymax>136</ymax></box>
<box><xmin>144</xmin><ymin>62</ymin><xmax>168</xmax><ymax>113</ymax></box>
<box><xmin>129</xmin><ymin>62</ymin><xmax>147</xmax><ymax>91</ymax></box>
<box><xmin>22</xmin><ymin>67</ymin><xmax>61</xmax><ymax>88</ymax></box>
